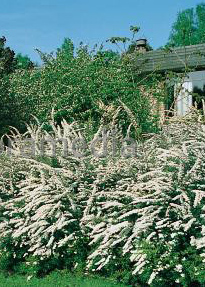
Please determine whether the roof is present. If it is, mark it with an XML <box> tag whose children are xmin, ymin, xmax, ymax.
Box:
<box><xmin>131</xmin><ymin>43</ymin><xmax>205</xmax><ymax>73</ymax></box>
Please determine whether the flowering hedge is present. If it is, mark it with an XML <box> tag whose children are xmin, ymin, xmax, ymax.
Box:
<box><xmin>0</xmin><ymin>113</ymin><xmax>204</xmax><ymax>286</ymax></box>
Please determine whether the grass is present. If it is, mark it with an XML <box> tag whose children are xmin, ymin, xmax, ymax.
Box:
<box><xmin>0</xmin><ymin>271</ymin><xmax>129</xmax><ymax>287</ymax></box>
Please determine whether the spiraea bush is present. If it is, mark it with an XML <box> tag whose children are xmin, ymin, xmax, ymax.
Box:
<box><xmin>85</xmin><ymin>115</ymin><xmax>205</xmax><ymax>286</ymax></box>
<box><xmin>0</xmin><ymin>111</ymin><xmax>204</xmax><ymax>286</ymax></box>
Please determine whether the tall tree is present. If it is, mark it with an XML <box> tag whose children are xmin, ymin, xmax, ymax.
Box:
<box><xmin>0</xmin><ymin>36</ymin><xmax>16</xmax><ymax>136</ymax></box>
<box><xmin>167</xmin><ymin>3</ymin><xmax>205</xmax><ymax>47</ymax></box>
<box><xmin>0</xmin><ymin>36</ymin><xmax>16</xmax><ymax>76</ymax></box>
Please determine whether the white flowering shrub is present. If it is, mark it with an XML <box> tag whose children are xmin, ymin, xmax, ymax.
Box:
<box><xmin>0</xmin><ymin>120</ymin><xmax>92</xmax><ymax>275</ymax></box>
<box><xmin>0</xmin><ymin>113</ymin><xmax>204</xmax><ymax>286</ymax></box>
<box><xmin>85</xmin><ymin>118</ymin><xmax>205</xmax><ymax>286</ymax></box>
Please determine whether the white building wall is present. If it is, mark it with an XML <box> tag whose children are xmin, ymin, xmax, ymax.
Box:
<box><xmin>175</xmin><ymin>81</ymin><xmax>193</xmax><ymax>116</ymax></box>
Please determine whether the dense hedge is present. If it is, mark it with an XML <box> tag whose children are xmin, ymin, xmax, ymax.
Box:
<box><xmin>0</xmin><ymin>112</ymin><xmax>204</xmax><ymax>286</ymax></box>
<box><xmin>1</xmin><ymin>39</ymin><xmax>164</xmax><ymax>137</ymax></box>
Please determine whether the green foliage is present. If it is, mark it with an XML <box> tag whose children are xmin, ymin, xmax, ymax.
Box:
<box><xmin>0</xmin><ymin>38</ymin><xmax>35</xmax><ymax>135</ymax></box>
<box><xmin>0</xmin><ymin>236</ymin><xmax>27</xmax><ymax>275</ymax></box>
<box><xmin>129</xmin><ymin>25</ymin><xmax>140</xmax><ymax>34</ymax></box>
<box><xmin>0</xmin><ymin>36</ymin><xmax>16</xmax><ymax>76</ymax></box>
<box><xmin>15</xmin><ymin>53</ymin><xmax>34</xmax><ymax>70</ymax></box>
<box><xmin>106</xmin><ymin>37</ymin><xmax>130</xmax><ymax>44</ymax></box>
<box><xmin>138</xmin><ymin>239</ymin><xmax>205</xmax><ymax>286</ymax></box>
<box><xmin>0</xmin><ymin>37</ymin><xmax>18</xmax><ymax>135</ymax></box>
<box><xmin>4</xmin><ymin>38</ymin><xmax>162</xmax><ymax>137</ymax></box>
<box><xmin>167</xmin><ymin>3</ymin><xmax>205</xmax><ymax>47</ymax></box>
<box><xmin>0</xmin><ymin>77</ymin><xmax>16</xmax><ymax>135</ymax></box>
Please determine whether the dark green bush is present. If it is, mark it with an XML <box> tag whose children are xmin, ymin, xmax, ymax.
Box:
<box><xmin>1</xmin><ymin>38</ymin><xmax>164</xmax><ymax>138</ymax></box>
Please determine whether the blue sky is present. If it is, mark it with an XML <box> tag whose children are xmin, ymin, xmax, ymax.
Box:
<box><xmin>0</xmin><ymin>0</ymin><xmax>203</xmax><ymax>63</ymax></box>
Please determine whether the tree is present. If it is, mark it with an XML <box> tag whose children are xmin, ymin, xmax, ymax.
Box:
<box><xmin>7</xmin><ymin>38</ymin><xmax>163</xmax><ymax>138</ymax></box>
<box><xmin>0</xmin><ymin>36</ymin><xmax>16</xmax><ymax>76</ymax></box>
<box><xmin>0</xmin><ymin>37</ymin><xmax>35</xmax><ymax>136</ymax></box>
<box><xmin>167</xmin><ymin>3</ymin><xmax>205</xmax><ymax>47</ymax></box>
<box><xmin>57</xmin><ymin>38</ymin><xmax>74</xmax><ymax>59</ymax></box>
<box><xmin>15</xmin><ymin>53</ymin><xmax>34</xmax><ymax>70</ymax></box>
<box><xmin>0</xmin><ymin>38</ymin><xmax>34</xmax><ymax>72</ymax></box>
<box><xmin>0</xmin><ymin>36</ymin><xmax>17</xmax><ymax>136</ymax></box>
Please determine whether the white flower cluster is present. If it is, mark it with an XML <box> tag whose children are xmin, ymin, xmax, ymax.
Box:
<box><xmin>0</xmin><ymin>115</ymin><xmax>204</xmax><ymax>285</ymax></box>
<box><xmin>84</xmin><ymin>120</ymin><xmax>205</xmax><ymax>284</ymax></box>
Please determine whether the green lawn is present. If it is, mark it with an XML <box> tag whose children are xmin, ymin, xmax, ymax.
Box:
<box><xmin>0</xmin><ymin>272</ymin><xmax>129</xmax><ymax>287</ymax></box>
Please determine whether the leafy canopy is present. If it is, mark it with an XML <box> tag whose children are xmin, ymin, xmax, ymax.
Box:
<box><xmin>167</xmin><ymin>3</ymin><xmax>205</xmax><ymax>47</ymax></box>
<box><xmin>4</xmin><ymin>37</ymin><xmax>163</xmax><ymax>138</ymax></box>
<box><xmin>0</xmin><ymin>36</ymin><xmax>16</xmax><ymax>76</ymax></box>
<box><xmin>15</xmin><ymin>53</ymin><xmax>34</xmax><ymax>70</ymax></box>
